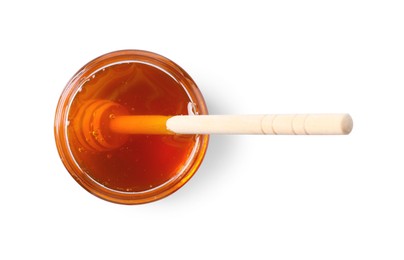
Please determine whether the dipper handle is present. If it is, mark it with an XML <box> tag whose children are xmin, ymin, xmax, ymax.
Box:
<box><xmin>167</xmin><ymin>114</ymin><xmax>352</xmax><ymax>135</ymax></box>
<box><xmin>111</xmin><ymin>114</ymin><xmax>353</xmax><ymax>135</ymax></box>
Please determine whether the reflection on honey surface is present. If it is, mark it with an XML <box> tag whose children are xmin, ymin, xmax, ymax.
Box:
<box><xmin>67</xmin><ymin>62</ymin><xmax>198</xmax><ymax>192</ymax></box>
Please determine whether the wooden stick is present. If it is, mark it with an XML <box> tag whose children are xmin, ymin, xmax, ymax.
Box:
<box><xmin>78</xmin><ymin>100</ymin><xmax>353</xmax><ymax>152</ymax></box>
<box><xmin>110</xmin><ymin>114</ymin><xmax>353</xmax><ymax>135</ymax></box>
<box><xmin>110</xmin><ymin>115</ymin><xmax>172</xmax><ymax>135</ymax></box>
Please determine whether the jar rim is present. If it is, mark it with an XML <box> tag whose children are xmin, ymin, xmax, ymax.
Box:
<box><xmin>54</xmin><ymin>50</ymin><xmax>209</xmax><ymax>204</ymax></box>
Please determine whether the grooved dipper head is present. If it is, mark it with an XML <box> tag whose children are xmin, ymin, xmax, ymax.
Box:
<box><xmin>73</xmin><ymin>100</ymin><xmax>129</xmax><ymax>152</ymax></box>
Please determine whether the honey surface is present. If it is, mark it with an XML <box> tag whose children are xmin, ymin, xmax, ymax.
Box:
<box><xmin>67</xmin><ymin>62</ymin><xmax>198</xmax><ymax>192</ymax></box>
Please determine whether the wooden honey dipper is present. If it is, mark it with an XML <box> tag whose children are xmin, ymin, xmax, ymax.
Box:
<box><xmin>74</xmin><ymin>99</ymin><xmax>353</xmax><ymax>152</ymax></box>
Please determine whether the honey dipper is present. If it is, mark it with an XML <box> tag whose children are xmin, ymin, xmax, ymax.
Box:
<box><xmin>75</xmin><ymin>99</ymin><xmax>352</xmax><ymax>152</ymax></box>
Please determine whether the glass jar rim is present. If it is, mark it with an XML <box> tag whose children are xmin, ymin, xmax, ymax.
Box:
<box><xmin>54</xmin><ymin>50</ymin><xmax>209</xmax><ymax>204</ymax></box>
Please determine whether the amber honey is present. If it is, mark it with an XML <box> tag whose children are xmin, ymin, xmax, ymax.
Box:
<box><xmin>55</xmin><ymin>50</ymin><xmax>209</xmax><ymax>204</ymax></box>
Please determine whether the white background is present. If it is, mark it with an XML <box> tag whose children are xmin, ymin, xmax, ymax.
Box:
<box><xmin>1</xmin><ymin>0</ymin><xmax>403</xmax><ymax>259</ymax></box>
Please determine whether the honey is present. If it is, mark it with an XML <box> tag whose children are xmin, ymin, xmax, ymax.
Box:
<box><xmin>54</xmin><ymin>50</ymin><xmax>209</xmax><ymax>204</ymax></box>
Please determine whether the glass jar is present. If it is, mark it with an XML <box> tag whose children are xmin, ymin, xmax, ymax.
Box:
<box><xmin>54</xmin><ymin>50</ymin><xmax>209</xmax><ymax>204</ymax></box>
